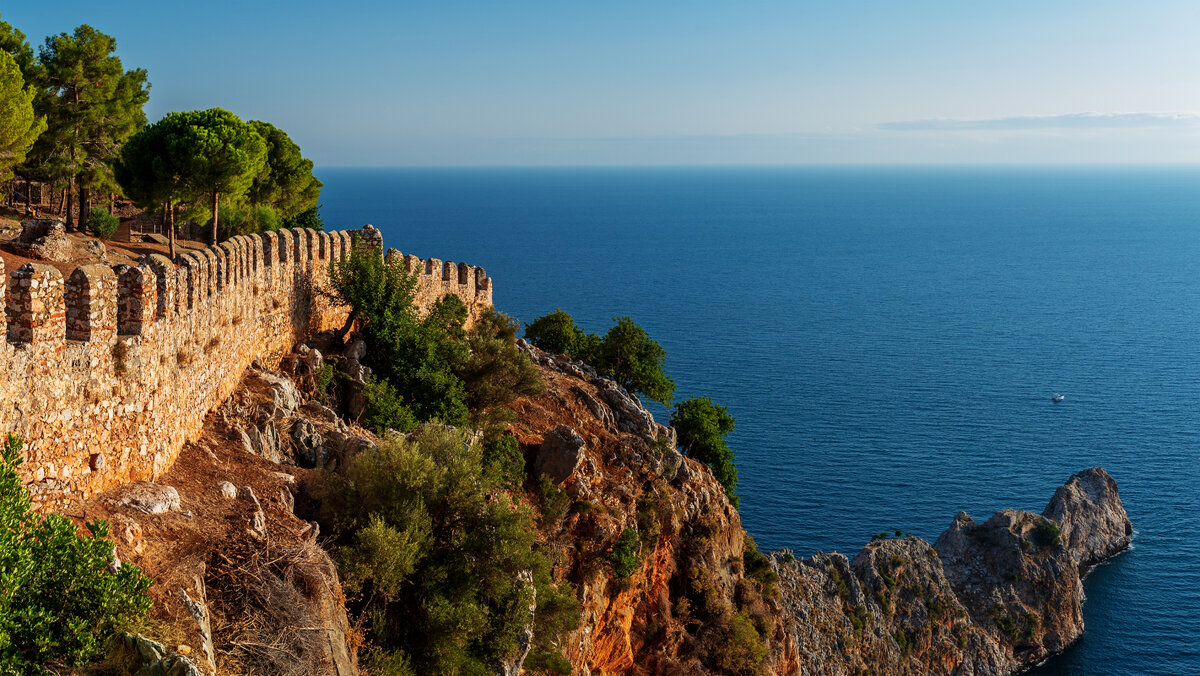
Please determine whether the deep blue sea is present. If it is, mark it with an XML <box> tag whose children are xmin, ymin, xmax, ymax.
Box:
<box><xmin>318</xmin><ymin>166</ymin><xmax>1200</xmax><ymax>675</ymax></box>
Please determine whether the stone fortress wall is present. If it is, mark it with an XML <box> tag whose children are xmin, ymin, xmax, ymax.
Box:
<box><xmin>1</xmin><ymin>224</ymin><xmax>492</xmax><ymax>507</ymax></box>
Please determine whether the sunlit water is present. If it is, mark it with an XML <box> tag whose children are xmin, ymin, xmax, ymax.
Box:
<box><xmin>319</xmin><ymin>166</ymin><xmax>1200</xmax><ymax>674</ymax></box>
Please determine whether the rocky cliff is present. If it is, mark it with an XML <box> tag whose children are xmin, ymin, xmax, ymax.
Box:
<box><xmin>512</xmin><ymin>341</ymin><xmax>1132</xmax><ymax>675</ymax></box>
<box><xmin>70</xmin><ymin>336</ymin><xmax>1129</xmax><ymax>675</ymax></box>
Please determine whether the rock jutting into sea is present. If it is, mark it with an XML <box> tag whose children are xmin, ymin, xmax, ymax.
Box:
<box><xmin>771</xmin><ymin>467</ymin><xmax>1132</xmax><ymax>674</ymax></box>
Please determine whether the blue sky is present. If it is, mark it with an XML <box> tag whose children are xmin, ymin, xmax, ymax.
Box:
<box><xmin>8</xmin><ymin>1</ymin><xmax>1200</xmax><ymax>165</ymax></box>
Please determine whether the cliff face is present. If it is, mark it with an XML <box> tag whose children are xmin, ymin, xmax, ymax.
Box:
<box><xmin>512</xmin><ymin>342</ymin><xmax>791</xmax><ymax>675</ymax></box>
<box><xmin>512</xmin><ymin>342</ymin><xmax>1132</xmax><ymax>675</ymax></box>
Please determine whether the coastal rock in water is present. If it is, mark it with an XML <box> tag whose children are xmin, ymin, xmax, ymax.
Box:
<box><xmin>536</xmin><ymin>425</ymin><xmax>586</xmax><ymax>484</ymax></box>
<box><xmin>1042</xmin><ymin>467</ymin><xmax>1133</xmax><ymax>570</ymax></box>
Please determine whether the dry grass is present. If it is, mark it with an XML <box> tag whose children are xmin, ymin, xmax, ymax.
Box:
<box><xmin>206</xmin><ymin>538</ymin><xmax>337</xmax><ymax>676</ymax></box>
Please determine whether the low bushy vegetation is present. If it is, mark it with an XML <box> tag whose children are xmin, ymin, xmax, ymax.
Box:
<box><xmin>328</xmin><ymin>243</ymin><xmax>542</xmax><ymax>431</ymax></box>
<box><xmin>524</xmin><ymin>309</ymin><xmax>674</xmax><ymax>405</ymax></box>
<box><xmin>313</xmin><ymin>426</ymin><xmax>578</xmax><ymax>675</ymax></box>
<box><xmin>0</xmin><ymin>434</ymin><xmax>151</xmax><ymax>673</ymax></box>
<box><xmin>87</xmin><ymin>207</ymin><xmax>120</xmax><ymax>240</ymax></box>
<box><xmin>610</xmin><ymin>528</ymin><xmax>642</xmax><ymax>579</ymax></box>
<box><xmin>1034</xmin><ymin>521</ymin><xmax>1062</xmax><ymax>548</ymax></box>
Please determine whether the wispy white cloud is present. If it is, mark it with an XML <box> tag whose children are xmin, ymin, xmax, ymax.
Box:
<box><xmin>879</xmin><ymin>112</ymin><xmax>1200</xmax><ymax>132</ymax></box>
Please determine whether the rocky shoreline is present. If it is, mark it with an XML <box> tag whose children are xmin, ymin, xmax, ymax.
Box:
<box><xmin>769</xmin><ymin>467</ymin><xmax>1131</xmax><ymax>674</ymax></box>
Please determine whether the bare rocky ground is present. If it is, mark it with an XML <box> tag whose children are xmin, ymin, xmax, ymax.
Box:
<box><xmin>66</xmin><ymin>352</ymin><xmax>365</xmax><ymax>676</ymax></box>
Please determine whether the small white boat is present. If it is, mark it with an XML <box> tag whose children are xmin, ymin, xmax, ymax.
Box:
<box><xmin>1052</xmin><ymin>393</ymin><xmax>1065</xmax><ymax>402</ymax></box>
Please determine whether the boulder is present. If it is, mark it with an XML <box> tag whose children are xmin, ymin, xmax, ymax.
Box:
<box><xmin>536</xmin><ymin>425</ymin><xmax>586</xmax><ymax>484</ymax></box>
<box><xmin>218</xmin><ymin>481</ymin><xmax>237</xmax><ymax>499</ymax></box>
<box><xmin>119</xmin><ymin>483</ymin><xmax>181</xmax><ymax>514</ymax></box>
<box><xmin>291</xmin><ymin>419</ymin><xmax>327</xmax><ymax>468</ymax></box>
<box><xmin>252</xmin><ymin>371</ymin><xmax>301</xmax><ymax>417</ymax></box>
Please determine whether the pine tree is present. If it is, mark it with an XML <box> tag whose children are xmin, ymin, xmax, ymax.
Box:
<box><xmin>115</xmin><ymin>115</ymin><xmax>185</xmax><ymax>256</ymax></box>
<box><xmin>34</xmin><ymin>25</ymin><xmax>149</xmax><ymax>229</ymax></box>
<box><xmin>163</xmin><ymin>109</ymin><xmax>267</xmax><ymax>243</ymax></box>
<box><xmin>0</xmin><ymin>51</ymin><xmax>45</xmax><ymax>183</ymax></box>
<box><xmin>246</xmin><ymin>120</ymin><xmax>321</xmax><ymax>219</ymax></box>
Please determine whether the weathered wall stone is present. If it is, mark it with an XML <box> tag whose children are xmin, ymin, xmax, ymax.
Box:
<box><xmin>0</xmin><ymin>226</ymin><xmax>493</xmax><ymax>508</ymax></box>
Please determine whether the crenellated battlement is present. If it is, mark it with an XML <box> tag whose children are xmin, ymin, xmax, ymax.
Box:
<box><xmin>0</xmin><ymin>224</ymin><xmax>493</xmax><ymax>508</ymax></box>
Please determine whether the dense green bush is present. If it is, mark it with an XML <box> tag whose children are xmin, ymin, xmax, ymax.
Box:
<box><xmin>460</xmin><ymin>309</ymin><xmax>544</xmax><ymax>426</ymax></box>
<box><xmin>87</xmin><ymin>206</ymin><xmax>119</xmax><ymax>240</ymax></box>
<box><xmin>742</xmin><ymin>535</ymin><xmax>777</xmax><ymax>596</ymax></box>
<box><xmin>671</xmin><ymin>396</ymin><xmax>739</xmax><ymax>507</ymax></box>
<box><xmin>328</xmin><ymin>244</ymin><xmax>542</xmax><ymax>430</ymax></box>
<box><xmin>523</xmin><ymin>309</ymin><xmax>588</xmax><ymax>356</ymax></box>
<box><xmin>534</xmin><ymin>475</ymin><xmax>570</xmax><ymax>528</ymax></box>
<box><xmin>523</xmin><ymin>310</ymin><xmax>674</xmax><ymax>405</ymax></box>
<box><xmin>610</xmin><ymin>528</ymin><xmax>642</xmax><ymax>578</ymax></box>
<box><xmin>482</xmin><ymin>434</ymin><xmax>525</xmax><ymax>489</ymax></box>
<box><xmin>0</xmin><ymin>434</ymin><xmax>152</xmax><ymax>673</ymax></box>
<box><xmin>359</xmin><ymin>374</ymin><xmax>417</xmax><ymax>434</ymax></box>
<box><xmin>1034</xmin><ymin>521</ymin><xmax>1062</xmax><ymax>548</ymax></box>
<box><xmin>314</xmin><ymin>426</ymin><xmax>578</xmax><ymax>674</ymax></box>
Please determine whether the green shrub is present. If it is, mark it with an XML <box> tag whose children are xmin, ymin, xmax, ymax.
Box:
<box><xmin>87</xmin><ymin>207</ymin><xmax>120</xmax><ymax>240</ymax></box>
<box><xmin>326</xmin><ymin>243</ymin><xmax>470</xmax><ymax>427</ymax></box>
<box><xmin>743</xmin><ymin>535</ymin><xmax>777</xmax><ymax>595</ymax></box>
<box><xmin>1033</xmin><ymin>521</ymin><xmax>1062</xmax><ymax>548</ymax></box>
<box><xmin>671</xmin><ymin>396</ymin><xmax>739</xmax><ymax>507</ymax></box>
<box><xmin>458</xmin><ymin>309</ymin><xmax>544</xmax><ymax>426</ymax></box>
<box><xmin>482</xmin><ymin>434</ymin><xmax>524</xmax><ymax>489</ymax></box>
<box><xmin>359</xmin><ymin>375</ymin><xmax>417</xmax><ymax>434</ymax></box>
<box><xmin>610</xmin><ymin>528</ymin><xmax>641</xmax><ymax>578</ymax></box>
<box><xmin>535</xmin><ymin>475</ymin><xmax>570</xmax><ymax>528</ymax></box>
<box><xmin>594</xmin><ymin>316</ymin><xmax>675</xmax><ymax>405</ymax></box>
<box><xmin>523</xmin><ymin>310</ymin><xmax>674</xmax><ymax>405</ymax></box>
<box><xmin>523</xmin><ymin>309</ymin><xmax>586</xmax><ymax>356</ymax></box>
<box><xmin>0</xmin><ymin>434</ymin><xmax>152</xmax><ymax>672</ymax></box>
<box><xmin>314</xmin><ymin>426</ymin><xmax>578</xmax><ymax>673</ymax></box>
<box><xmin>314</xmin><ymin>362</ymin><xmax>336</xmax><ymax>399</ymax></box>
<box><xmin>710</xmin><ymin>610</ymin><xmax>767</xmax><ymax>673</ymax></box>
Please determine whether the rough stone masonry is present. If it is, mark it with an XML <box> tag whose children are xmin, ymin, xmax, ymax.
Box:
<box><xmin>0</xmin><ymin>224</ymin><xmax>492</xmax><ymax>507</ymax></box>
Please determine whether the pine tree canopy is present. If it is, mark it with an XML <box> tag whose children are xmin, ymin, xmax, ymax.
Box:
<box><xmin>0</xmin><ymin>50</ymin><xmax>45</xmax><ymax>182</ymax></box>
<box><xmin>246</xmin><ymin>120</ymin><xmax>322</xmax><ymax>218</ymax></box>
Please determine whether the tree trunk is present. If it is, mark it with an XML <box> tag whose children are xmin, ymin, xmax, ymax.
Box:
<box><xmin>24</xmin><ymin>178</ymin><xmax>31</xmax><ymax>215</ymax></box>
<box><xmin>167</xmin><ymin>197</ymin><xmax>176</xmax><ymax>259</ymax></box>
<box><xmin>109</xmin><ymin>192</ymin><xmax>114</xmax><ymax>213</ymax></box>
<box><xmin>66</xmin><ymin>178</ymin><xmax>75</xmax><ymax>230</ymax></box>
<box><xmin>79</xmin><ymin>183</ymin><xmax>91</xmax><ymax>232</ymax></box>
<box><xmin>211</xmin><ymin>191</ymin><xmax>219</xmax><ymax>244</ymax></box>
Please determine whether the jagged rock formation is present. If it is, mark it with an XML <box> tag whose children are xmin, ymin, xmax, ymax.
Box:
<box><xmin>512</xmin><ymin>342</ymin><xmax>1131</xmax><ymax>675</ymax></box>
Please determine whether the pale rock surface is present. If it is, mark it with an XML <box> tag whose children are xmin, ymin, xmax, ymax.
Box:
<box><xmin>119</xmin><ymin>483</ymin><xmax>181</xmax><ymax>514</ymax></box>
<box><xmin>536</xmin><ymin>425</ymin><xmax>586</xmax><ymax>483</ymax></box>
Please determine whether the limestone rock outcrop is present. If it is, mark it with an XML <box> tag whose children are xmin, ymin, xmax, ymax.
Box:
<box><xmin>1042</xmin><ymin>466</ymin><xmax>1133</xmax><ymax>570</ymax></box>
<box><xmin>510</xmin><ymin>342</ymin><xmax>1131</xmax><ymax>675</ymax></box>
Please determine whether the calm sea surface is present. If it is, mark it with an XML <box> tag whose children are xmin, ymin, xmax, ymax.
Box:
<box><xmin>318</xmin><ymin>166</ymin><xmax>1200</xmax><ymax>675</ymax></box>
